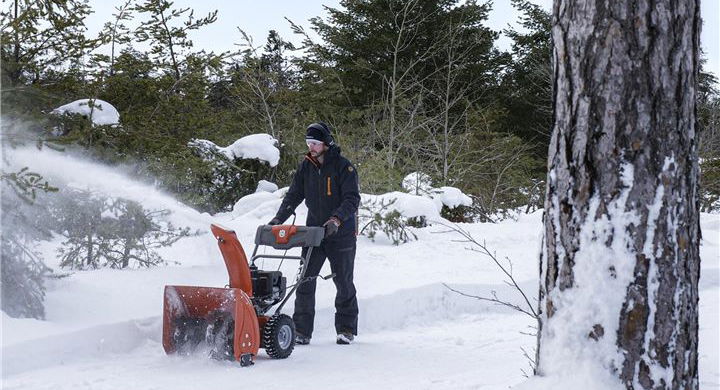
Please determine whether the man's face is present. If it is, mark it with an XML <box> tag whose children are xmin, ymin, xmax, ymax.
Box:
<box><xmin>307</xmin><ymin>140</ymin><xmax>327</xmax><ymax>158</ymax></box>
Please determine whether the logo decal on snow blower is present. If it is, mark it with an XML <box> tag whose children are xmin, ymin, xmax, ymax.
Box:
<box><xmin>271</xmin><ymin>225</ymin><xmax>297</xmax><ymax>244</ymax></box>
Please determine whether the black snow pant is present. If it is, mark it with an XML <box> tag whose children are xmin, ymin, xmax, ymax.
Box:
<box><xmin>293</xmin><ymin>238</ymin><xmax>358</xmax><ymax>338</ymax></box>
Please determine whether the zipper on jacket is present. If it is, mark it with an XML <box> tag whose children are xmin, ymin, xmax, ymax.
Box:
<box><xmin>327</xmin><ymin>177</ymin><xmax>332</xmax><ymax>196</ymax></box>
<box><xmin>317</xmin><ymin>168</ymin><xmax>322</xmax><ymax>209</ymax></box>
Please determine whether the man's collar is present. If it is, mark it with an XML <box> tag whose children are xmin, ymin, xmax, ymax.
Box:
<box><xmin>305</xmin><ymin>145</ymin><xmax>339</xmax><ymax>168</ymax></box>
<box><xmin>305</xmin><ymin>153</ymin><xmax>321</xmax><ymax>168</ymax></box>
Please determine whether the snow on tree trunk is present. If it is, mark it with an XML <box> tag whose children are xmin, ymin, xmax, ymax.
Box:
<box><xmin>537</xmin><ymin>0</ymin><xmax>701</xmax><ymax>389</ymax></box>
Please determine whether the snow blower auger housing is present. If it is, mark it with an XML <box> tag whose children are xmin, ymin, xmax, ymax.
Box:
<box><xmin>162</xmin><ymin>223</ymin><xmax>325</xmax><ymax>366</ymax></box>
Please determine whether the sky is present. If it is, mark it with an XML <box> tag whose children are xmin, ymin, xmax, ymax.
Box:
<box><xmin>84</xmin><ymin>0</ymin><xmax>719</xmax><ymax>76</ymax></box>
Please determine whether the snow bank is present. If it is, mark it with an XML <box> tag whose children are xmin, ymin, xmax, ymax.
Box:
<box><xmin>435</xmin><ymin>186</ymin><xmax>473</xmax><ymax>209</ymax></box>
<box><xmin>232</xmin><ymin>186</ymin><xmax>444</xmax><ymax>226</ymax></box>
<box><xmin>401</xmin><ymin>172</ymin><xmax>472</xmax><ymax>210</ymax></box>
<box><xmin>512</xmin><ymin>367</ymin><xmax>624</xmax><ymax>390</ymax></box>
<box><xmin>354</xmin><ymin>281</ymin><xmax>536</xmax><ymax>333</ymax></box>
<box><xmin>51</xmin><ymin>99</ymin><xmax>120</xmax><ymax>126</ymax></box>
<box><xmin>191</xmin><ymin>134</ymin><xmax>280</xmax><ymax>167</ymax></box>
<box><xmin>231</xmin><ymin>190</ymin><xmax>285</xmax><ymax>219</ymax></box>
<box><xmin>2</xmin><ymin>317</ymin><xmax>160</xmax><ymax>377</ymax></box>
<box><xmin>255</xmin><ymin>180</ymin><xmax>278</xmax><ymax>193</ymax></box>
<box><xmin>223</xmin><ymin>134</ymin><xmax>280</xmax><ymax>167</ymax></box>
<box><xmin>402</xmin><ymin>171</ymin><xmax>434</xmax><ymax>195</ymax></box>
<box><xmin>363</xmin><ymin>191</ymin><xmax>442</xmax><ymax>220</ymax></box>
<box><xmin>230</xmin><ymin>172</ymin><xmax>468</xmax><ymax>229</ymax></box>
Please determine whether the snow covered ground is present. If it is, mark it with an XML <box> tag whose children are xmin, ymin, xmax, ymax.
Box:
<box><xmin>2</xmin><ymin>149</ymin><xmax>718</xmax><ymax>389</ymax></box>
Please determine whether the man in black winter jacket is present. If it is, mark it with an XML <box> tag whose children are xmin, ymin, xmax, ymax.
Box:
<box><xmin>269</xmin><ymin>122</ymin><xmax>360</xmax><ymax>345</ymax></box>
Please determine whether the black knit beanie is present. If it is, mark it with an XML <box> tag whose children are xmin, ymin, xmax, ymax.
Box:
<box><xmin>306</xmin><ymin>122</ymin><xmax>334</xmax><ymax>146</ymax></box>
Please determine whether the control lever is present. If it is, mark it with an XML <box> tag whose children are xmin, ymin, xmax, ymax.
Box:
<box><xmin>286</xmin><ymin>273</ymin><xmax>336</xmax><ymax>290</ymax></box>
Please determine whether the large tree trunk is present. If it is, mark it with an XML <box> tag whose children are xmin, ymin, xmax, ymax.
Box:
<box><xmin>537</xmin><ymin>0</ymin><xmax>701</xmax><ymax>389</ymax></box>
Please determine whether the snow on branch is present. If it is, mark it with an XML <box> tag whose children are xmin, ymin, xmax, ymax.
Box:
<box><xmin>51</xmin><ymin>99</ymin><xmax>120</xmax><ymax>126</ymax></box>
<box><xmin>189</xmin><ymin>134</ymin><xmax>279</xmax><ymax>167</ymax></box>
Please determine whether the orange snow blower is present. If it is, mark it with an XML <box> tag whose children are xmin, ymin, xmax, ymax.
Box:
<box><xmin>162</xmin><ymin>223</ymin><xmax>325</xmax><ymax>366</ymax></box>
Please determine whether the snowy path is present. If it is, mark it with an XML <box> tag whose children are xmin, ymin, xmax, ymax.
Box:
<box><xmin>4</xmin><ymin>273</ymin><xmax>717</xmax><ymax>389</ymax></box>
<box><xmin>3</xmin><ymin>289</ymin><xmax>536</xmax><ymax>390</ymax></box>
<box><xmin>2</xmin><ymin>314</ymin><xmax>534</xmax><ymax>390</ymax></box>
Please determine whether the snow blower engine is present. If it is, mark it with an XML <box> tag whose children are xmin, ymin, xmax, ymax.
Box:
<box><xmin>162</xmin><ymin>223</ymin><xmax>326</xmax><ymax>366</ymax></box>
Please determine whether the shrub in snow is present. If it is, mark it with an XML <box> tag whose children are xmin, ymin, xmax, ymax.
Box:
<box><xmin>0</xmin><ymin>236</ymin><xmax>51</xmax><ymax>319</ymax></box>
<box><xmin>187</xmin><ymin>136</ymin><xmax>278</xmax><ymax>212</ymax></box>
<box><xmin>359</xmin><ymin>191</ymin><xmax>442</xmax><ymax>241</ymax></box>
<box><xmin>186</xmin><ymin>140</ymin><xmax>255</xmax><ymax>213</ymax></box>
<box><xmin>359</xmin><ymin>198</ymin><xmax>418</xmax><ymax>245</ymax></box>
<box><xmin>50</xmin><ymin>189</ymin><xmax>192</xmax><ymax>269</ymax></box>
<box><xmin>0</xmin><ymin>169</ymin><xmax>57</xmax><ymax>319</ymax></box>
<box><xmin>434</xmin><ymin>186</ymin><xmax>473</xmax><ymax>222</ymax></box>
<box><xmin>440</xmin><ymin>203</ymin><xmax>472</xmax><ymax>223</ymax></box>
<box><xmin>51</xmin><ymin>99</ymin><xmax>120</xmax><ymax>126</ymax></box>
<box><xmin>360</xmin><ymin>176</ymin><xmax>475</xmax><ymax>231</ymax></box>
<box><xmin>49</xmin><ymin>99</ymin><xmax>121</xmax><ymax>136</ymax></box>
<box><xmin>402</xmin><ymin>172</ymin><xmax>434</xmax><ymax>196</ymax></box>
<box><xmin>434</xmin><ymin>186</ymin><xmax>473</xmax><ymax>209</ymax></box>
<box><xmin>104</xmin><ymin>199</ymin><xmax>193</xmax><ymax>268</ymax></box>
<box><xmin>190</xmin><ymin>134</ymin><xmax>280</xmax><ymax>167</ymax></box>
<box><xmin>400</xmin><ymin>172</ymin><xmax>473</xmax><ymax>222</ymax></box>
<box><xmin>47</xmin><ymin>107</ymin><xmax>123</xmax><ymax>154</ymax></box>
<box><xmin>364</xmin><ymin>191</ymin><xmax>441</xmax><ymax>222</ymax></box>
<box><xmin>518</xmin><ymin>178</ymin><xmax>545</xmax><ymax>214</ymax></box>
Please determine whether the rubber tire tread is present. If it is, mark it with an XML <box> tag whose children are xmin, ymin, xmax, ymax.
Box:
<box><xmin>263</xmin><ymin>314</ymin><xmax>295</xmax><ymax>359</ymax></box>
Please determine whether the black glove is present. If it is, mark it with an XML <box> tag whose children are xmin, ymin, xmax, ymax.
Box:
<box><xmin>323</xmin><ymin>217</ymin><xmax>341</xmax><ymax>238</ymax></box>
<box><xmin>268</xmin><ymin>217</ymin><xmax>281</xmax><ymax>226</ymax></box>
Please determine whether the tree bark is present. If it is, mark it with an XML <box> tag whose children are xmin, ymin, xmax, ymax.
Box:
<box><xmin>10</xmin><ymin>0</ymin><xmax>21</xmax><ymax>84</ymax></box>
<box><xmin>537</xmin><ymin>0</ymin><xmax>701</xmax><ymax>389</ymax></box>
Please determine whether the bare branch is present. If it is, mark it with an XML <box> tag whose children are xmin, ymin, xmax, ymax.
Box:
<box><xmin>438</xmin><ymin>221</ymin><xmax>538</xmax><ymax>319</ymax></box>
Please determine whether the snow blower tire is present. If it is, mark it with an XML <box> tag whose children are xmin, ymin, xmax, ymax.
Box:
<box><xmin>263</xmin><ymin>314</ymin><xmax>295</xmax><ymax>359</ymax></box>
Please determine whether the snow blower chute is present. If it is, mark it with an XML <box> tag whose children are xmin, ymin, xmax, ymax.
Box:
<box><xmin>162</xmin><ymin>223</ymin><xmax>325</xmax><ymax>366</ymax></box>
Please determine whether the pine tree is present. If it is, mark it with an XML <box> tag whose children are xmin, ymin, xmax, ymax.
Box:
<box><xmin>0</xmin><ymin>168</ymin><xmax>57</xmax><ymax>319</ymax></box>
<box><xmin>697</xmin><ymin>62</ymin><xmax>720</xmax><ymax>212</ymax></box>
<box><xmin>133</xmin><ymin>0</ymin><xmax>217</xmax><ymax>80</ymax></box>
<box><xmin>293</xmin><ymin>0</ymin><xmax>505</xmax><ymax>194</ymax></box>
<box><xmin>0</xmin><ymin>0</ymin><xmax>96</xmax><ymax>85</ymax></box>
<box><xmin>230</xmin><ymin>29</ymin><xmax>296</xmax><ymax>140</ymax></box>
<box><xmin>97</xmin><ymin>0</ymin><xmax>135</xmax><ymax>76</ymax></box>
<box><xmin>309</xmin><ymin>0</ymin><xmax>499</xmax><ymax>171</ymax></box>
<box><xmin>498</xmin><ymin>0</ymin><xmax>552</xmax><ymax>154</ymax></box>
